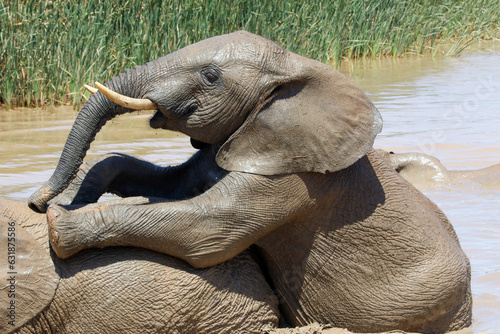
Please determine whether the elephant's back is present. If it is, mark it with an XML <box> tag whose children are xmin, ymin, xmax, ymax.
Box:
<box><xmin>21</xmin><ymin>248</ymin><xmax>278</xmax><ymax>333</ymax></box>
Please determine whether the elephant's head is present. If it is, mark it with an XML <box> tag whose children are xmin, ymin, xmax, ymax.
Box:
<box><xmin>29</xmin><ymin>31</ymin><xmax>382</xmax><ymax>211</ymax></box>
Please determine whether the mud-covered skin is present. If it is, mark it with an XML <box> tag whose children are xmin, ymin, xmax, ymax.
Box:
<box><xmin>46</xmin><ymin>149</ymin><xmax>471</xmax><ymax>333</ymax></box>
<box><xmin>0</xmin><ymin>199</ymin><xmax>278</xmax><ymax>333</ymax></box>
<box><xmin>30</xmin><ymin>31</ymin><xmax>471</xmax><ymax>332</ymax></box>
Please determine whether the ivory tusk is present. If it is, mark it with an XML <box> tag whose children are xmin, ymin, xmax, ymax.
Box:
<box><xmin>95</xmin><ymin>82</ymin><xmax>157</xmax><ymax>110</ymax></box>
<box><xmin>84</xmin><ymin>84</ymin><xmax>98</xmax><ymax>94</ymax></box>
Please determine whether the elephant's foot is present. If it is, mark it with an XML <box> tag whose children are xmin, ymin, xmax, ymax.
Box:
<box><xmin>47</xmin><ymin>205</ymin><xmax>92</xmax><ymax>259</ymax></box>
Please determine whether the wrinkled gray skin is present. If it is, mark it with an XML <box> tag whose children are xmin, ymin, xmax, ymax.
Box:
<box><xmin>377</xmin><ymin>149</ymin><xmax>500</xmax><ymax>189</ymax></box>
<box><xmin>0</xmin><ymin>199</ymin><xmax>278</xmax><ymax>333</ymax></box>
<box><xmin>28</xmin><ymin>31</ymin><xmax>471</xmax><ymax>333</ymax></box>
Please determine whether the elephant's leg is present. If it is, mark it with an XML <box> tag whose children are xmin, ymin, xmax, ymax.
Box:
<box><xmin>52</xmin><ymin>144</ymin><xmax>226</xmax><ymax>206</ymax></box>
<box><xmin>50</xmin><ymin>153</ymin><xmax>129</xmax><ymax>205</ymax></box>
<box><xmin>46</xmin><ymin>171</ymin><xmax>308</xmax><ymax>264</ymax></box>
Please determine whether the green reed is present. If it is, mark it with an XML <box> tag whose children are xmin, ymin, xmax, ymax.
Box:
<box><xmin>1</xmin><ymin>0</ymin><xmax>499</xmax><ymax>108</ymax></box>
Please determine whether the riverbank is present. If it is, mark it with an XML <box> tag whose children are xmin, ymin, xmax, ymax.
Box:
<box><xmin>2</xmin><ymin>0</ymin><xmax>499</xmax><ymax>108</ymax></box>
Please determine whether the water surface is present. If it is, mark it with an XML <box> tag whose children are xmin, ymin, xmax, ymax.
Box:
<box><xmin>341</xmin><ymin>45</ymin><xmax>500</xmax><ymax>334</ymax></box>
<box><xmin>1</xmin><ymin>45</ymin><xmax>499</xmax><ymax>333</ymax></box>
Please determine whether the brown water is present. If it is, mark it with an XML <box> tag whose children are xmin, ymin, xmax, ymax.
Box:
<box><xmin>1</xmin><ymin>45</ymin><xmax>499</xmax><ymax>332</ymax></box>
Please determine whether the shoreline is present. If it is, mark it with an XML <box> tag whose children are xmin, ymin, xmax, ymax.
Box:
<box><xmin>2</xmin><ymin>38</ymin><xmax>498</xmax><ymax>111</ymax></box>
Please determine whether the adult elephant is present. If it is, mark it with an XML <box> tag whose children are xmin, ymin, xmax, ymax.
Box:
<box><xmin>0</xmin><ymin>199</ymin><xmax>278</xmax><ymax>333</ymax></box>
<box><xmin>29</xmin><ymin>31</ymin><xmax>471</xmax><ymax>333</ymax></box>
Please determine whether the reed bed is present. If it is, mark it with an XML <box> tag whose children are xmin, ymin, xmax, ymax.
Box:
<box><xmin>1</xmin><ymin>0</ymin><xmax>499</xmax><ymax>108</ymax></box>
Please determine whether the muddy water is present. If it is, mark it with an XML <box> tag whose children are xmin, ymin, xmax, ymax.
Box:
<box><xmin>340</xmin><ymin>45</ymin><xmax>500</xmax><ymax>334</ymax></box>
<box><xmin>1</xmin><ymin>45</ymin><xmax>499</xmax><ymax>332</ymax></box>
<box><xmin>0</xmin><ymin>108</ymin><xmax>197</xmax><ymax>201</ymax></box>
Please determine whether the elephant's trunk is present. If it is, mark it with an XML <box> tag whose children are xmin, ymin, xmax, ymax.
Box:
<box><xmin>29</xmin><ymin>65</ymin><xmax>157</xmax><ymax>212</ymax></box>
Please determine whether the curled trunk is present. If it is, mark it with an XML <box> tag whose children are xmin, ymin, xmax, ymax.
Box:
<box><xmin>29</xmin><ymin>65</ymin><xmax>155</xmax><ymax>212</ymax></box>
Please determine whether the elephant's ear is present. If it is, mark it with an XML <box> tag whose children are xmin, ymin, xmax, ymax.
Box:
<box><xmin>216</xmin><ymin>58</ymin><xmax>382</xmax><ymax>175</ymax></box>
<box><xmin>0</xmin><ymin>215</ymin><xmax>59</xmax><ymax>332</ymax></box>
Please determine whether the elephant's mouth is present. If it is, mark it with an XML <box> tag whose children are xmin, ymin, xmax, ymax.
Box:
<box><xmin>150</xmin><ymin>111</ymin><xmax>210</xmax><ymax>150</ymax></box>
<box><xmin>150</xmin><ymin>110</ymin><xmax>168</xmax><ymax>129</ymax></box>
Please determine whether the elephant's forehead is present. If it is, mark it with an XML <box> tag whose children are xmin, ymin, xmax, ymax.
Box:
<box><xmin>180</xmin><ymin>32</ymin><xmax>279</xmax><ymax>67</ymax></box>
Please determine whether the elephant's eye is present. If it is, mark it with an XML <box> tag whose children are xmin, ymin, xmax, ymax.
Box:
<box><xmin>201</xmin><ymin>67</ymin><xmax>220</xmax><ymax>85</ymax></box>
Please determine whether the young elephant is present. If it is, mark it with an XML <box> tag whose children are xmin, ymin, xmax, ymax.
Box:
<box><xmin>0</xmin><ymin>199</ymin><xmax>278</xmax><ymax>333</ymax></box>
<box><xmin>29</xmin><ymin>31</ymin><xmax>471</xmax><ymax>333</ymax></box>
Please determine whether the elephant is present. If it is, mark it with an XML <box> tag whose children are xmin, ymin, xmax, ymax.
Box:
<box><xmin>26</xmin><ymin>31</ymin><xmax>471</xmax><ymax>333</ymax></box>
<box><xmin>377</xmin><ymin>149</ymin><xmax>500</xmax><ymax>189</ymax></box>
<box><xmin>0</xmin><ymin>198</ymin><xmax>279</xmax><ymax>333</ymax></box>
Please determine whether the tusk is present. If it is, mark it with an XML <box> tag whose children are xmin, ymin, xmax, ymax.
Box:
<box><xmin>95</xmin><ymin>82</ymin><xmax>157</xmax><ymax>110</ymax></box>
<box><xmin>84</xmin><ymin>84</ymin><xmax>98</xmax><ymax>94</ymax></box>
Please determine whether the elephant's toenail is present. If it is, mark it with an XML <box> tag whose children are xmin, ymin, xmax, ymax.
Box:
<box><xmin>51</xmin><ymin>230</ymin><xmax>60</xmax><ymax>243</ymax></box>
<box><xmin>47</xmin><ymin>207</ymin><xmax>60</xmax><ymax>221</ymax></box>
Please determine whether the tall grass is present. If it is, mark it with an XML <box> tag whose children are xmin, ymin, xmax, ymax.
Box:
<box><xmin>1</xmin><ymin>0</ymin><xmax>499</xmax><ymax>108</ymax></box>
